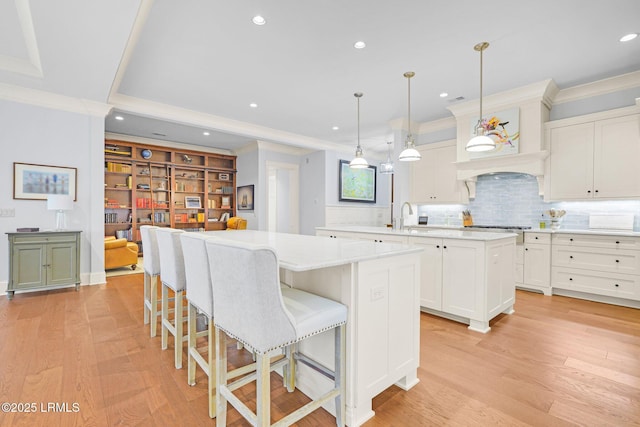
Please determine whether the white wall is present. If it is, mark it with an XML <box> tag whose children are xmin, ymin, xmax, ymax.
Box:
<box><xmin>299</xmin><ymin>151</ymin><xmax>326</xmax><ymax>235</ymax></box>
<box><xmin>0</xmin><ymin>99</ymin><xmax>107</xmax><ymax>292</ymax></box>
<box><xmin>235</xmin><ymin>143</ymin><xmax>259</xmax><ymax>230</ymax></box>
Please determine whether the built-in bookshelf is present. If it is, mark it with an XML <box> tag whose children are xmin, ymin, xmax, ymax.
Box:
<box><xmin>104</xmin><ymin>140</ymin><xmax>237</xmax><ymax>244</ymax></box>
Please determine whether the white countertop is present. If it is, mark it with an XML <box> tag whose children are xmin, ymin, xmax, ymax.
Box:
<box><xmin>316</xmin><ymin>225</ymin><xmax>517</xmax><ymax>241</ymax></box>
<box><xmin>205</xmin><ymin>230</ymin><xmax>422</xmax><ymax>272</ymax></box>
<box><xmin>527</xmin><ymin>228</ymin><xmax>640</xmax><ymax>237</ymax></box>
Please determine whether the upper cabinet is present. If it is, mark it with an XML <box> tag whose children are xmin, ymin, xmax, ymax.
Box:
<box><xmin>410</xmin><ymin>140</ymin><xmax>469</xmax><ymax>204</ymax></box>
<box><xmin>545</xmin><ymin>111</ymin><xmax>640</xmax><ymax>201</ymax></box>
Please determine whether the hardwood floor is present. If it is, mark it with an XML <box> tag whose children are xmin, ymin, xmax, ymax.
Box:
<box><xmin>0</xmin><ymin>275</ymin><xmax>638</xmax><ymax>426</ymax></box>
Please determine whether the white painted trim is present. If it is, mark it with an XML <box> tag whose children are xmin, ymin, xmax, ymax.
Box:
<box><xmin>553</xmin><ymin>70</ymin><xmax>640</xmax><ymax>105</ymax></box>
<box><xmin>109</xmin><ymin>93</ymin><xmax>345</xmax><ymax>152</ymax></box>
<box><xmin>544</xmin><ymin>104</ymin><xmax>640</xmax><ymax>129</ymax></box>
<box><xmin>447</xmin><ymin>79</ymin><xmax>559</xmax><ymax>117</ymax></box>
<box><xmin>233</xmin><ymin>140</ymin><xmax>259</xmax><ymax>155</ymax></box>
<box><xmin>105</xmin><ymin>132</ymin><xmax>234</xmax><ymax>155</ymax></box>
<box><xmin>108</xmin><ymin>0</ymin><xmax>155</xmax><ymax>98</ymax></box>
<box><xmin>417</xmin><ymin>116</ymin><xmax>456</xmax><ymax>134</ymax></box>
<box><xmin>266</xmin><ymin>161</ymin><xmax>300</xmax><ymax>234</ymax></box>
<box><xmin>0</xmin><ymin>0</ymin><xmax>43</xmax><ymax>78</ymax></box>
<box><xmin>256</xmin><ymin>140</ymin><xmax>313</xmax><ymax>156</ymax></box>
<box><xmin>0</xmin><ymin>83</ymin><xmax>112</xmax><ymax>116</ymax></box>
<box><xmin>88</xmin><ymin>272</ymin><xmax>107</xmax><ymax>285</ymax></box>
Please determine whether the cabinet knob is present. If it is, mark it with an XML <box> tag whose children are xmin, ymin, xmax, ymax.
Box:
<box><xmin>615</xmin><ymin>283</ymin><xmax>619</xmax><ymax>287</ymax></box>
<box><xmin>535</xmin><ymin>236</ymin><xmax>539</xmax><ymax>240</ymax></box>
<box><xmin>443</xmin><ymin>246</ymin><xmax>447</xmax><ymax>249</ymax></box>
<box><xmin>436</xmin><ymin>245</ymin><xmax>440</xmax><ymax>248</ymax></box>
<box><xmin>616</xmin><ymin>259</ymin><xmax>620</xmax><ymax>263</ymax></box>
<box><xmin>569</xmin><ymin>238</ymin><xmax>573</xmax><ymax>242</ymax></box>
<box><xmin>615</xmin><ymin>241</ymin><xmax>620</xmax><ymax>244</ymax></box>
<box><xmin>595</xmin><ymin>190</ymin><xmax>599</xmax><ymax>193</ymax></box>
<box><xmin>525</xmin><ymin>248</ymin><xmax>528</xmax><ymax>251</ymax></box>
<box><xmin>569</xmin><ymin>278</ymin><xmax>573</xmax><ymax>281</ymax></box>
<box><xmin>569</xmin><ymin>255</ymin><xmax>573</xmax><ymax>259</ymax></box>
<box><xmin>587</xmin><ymin>190</ymin><xmax>591</xmax><ymax>194</ymax></box>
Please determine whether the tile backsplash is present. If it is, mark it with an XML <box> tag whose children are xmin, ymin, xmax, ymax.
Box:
<box><xmin>418</xmin><ymin>173</ymin><xmax>640</xmax><ymax>230</ymax></box>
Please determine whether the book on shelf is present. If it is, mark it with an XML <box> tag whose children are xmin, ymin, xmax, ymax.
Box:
<box><xmin>105</xmin><ymin>162</ymin><xmax>132</xmax><ymax>173</ymax></box>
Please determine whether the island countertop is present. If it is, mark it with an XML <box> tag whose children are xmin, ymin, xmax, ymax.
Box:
<box><xmin>205</xmin><ymin>229</ymin><xmax>422</xmax><ymax>272</ymax></box>
<box><xmin>316</xmin><ymin>225</ymin><xmax>517</xmax><ymax>241</ymax></box>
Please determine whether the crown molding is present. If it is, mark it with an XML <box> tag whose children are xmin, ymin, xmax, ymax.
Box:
<box><xmin>0</xmin><ymin>83</ymin><xmax>112</xmax><ymax>116</ymax></box>
<box><xmin>256</xmin><ymin>140</ymin><xmax>313</xmax><ymax>156</ymax></box>
<box><xmin>0</xmin><ymin>0</ymin><xmax>43</xmax><ymax>78</ymax></box>
<box><xmin>417</xmin><ymin>116</ymin><xmax>456</xmax><ymax>134</ymax></box>
<box><xmin>109</xmin><ymin>93</ymin><xmax>344</xmax><ymax>153</ymax></box>
<box><xmin>447</xmin><ymin>79</ymin><xmax>559</xmax><ymax>118</ymax></box>
<box><xmin>554</xmin><ymin>70</ymin><xmax>640</xmax><ymax>105</ymax></box>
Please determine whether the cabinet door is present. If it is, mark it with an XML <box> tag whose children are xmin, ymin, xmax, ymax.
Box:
<box><xmin>441</xmin><ymin>239</ymin><xmax>483</xmax><ymax>319</ymax></box>
<box><xmin>410</xmin><ymin>149</ymin><xmax>436</xmax><ymax>203</ymax></box>
<box><xmin>431</xmin><ymin>145</ymin><xmax>466</xmax><ymax>203</ymax></box>
<box><xmin>523</xmin><ymin>243</ymin><xmax>551</xmax><ymax>288</ymax></box>
<box><xmin>411</xmin><ymin>237</ymin><xmax>443</xmax><ymax>310</ymax></box>
<box><xmin>11</xmin><ymin>244</ymin><xmax>47</xmax><ymax>289</ymax></box>
<box><xmin>547</xmin><ymin>122</ymin><xmax>594</xmax><ymax>200</ymax></box>
<box><xmin>593</xmin><ymin>114</ymin><xmax>640</xmax><ymax>198</ymax></box>
<box><xmin>47</xmin><ymin>243</ymin><xmax>78</xmax><ymax>285</ymax></box>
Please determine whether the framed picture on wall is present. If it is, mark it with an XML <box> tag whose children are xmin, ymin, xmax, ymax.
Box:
<box><xmin>339</xmin><ymin>160</ymin><xmax>376</xmax><ymax>203</ymax></box>
<box><xmin>13</xmin><ymin>162</ymin><xmax>77</xmax><ymax>200</ymax></box>
<box><xmin>237</xmin><ymin>185</ymin><xmax>254</xmax><ymax>210</ymax></box>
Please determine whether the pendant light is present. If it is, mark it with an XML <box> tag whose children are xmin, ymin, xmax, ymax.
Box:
<box><xmin>349</xmin><ymin>92</ymin><xmax>368</xmax><ymax>168</ymax></box>
<box><xmin>399</xmin><ymin>72</ymin><xmax>421</xmax><ymax>161</ymax></box>
<box><xmin>466</xmin><ymin>42</ymin><xmax>496</xmax><ymax>152</ymax></box>
<box><xmin>379</xmin><ymin>141</ymin><xmax>394</xmax><ymax>174</ymax></box>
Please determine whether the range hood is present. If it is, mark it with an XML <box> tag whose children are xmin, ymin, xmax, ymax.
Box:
<box><xmin>447</xmin><ymin>79</ymin><xmax>558</xmax><ymax>198</ymax></box>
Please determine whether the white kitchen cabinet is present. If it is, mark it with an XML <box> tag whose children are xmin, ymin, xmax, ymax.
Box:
<box><xmin>545</xmin><ymin>113</ymin><xmax>640</xmax><ymax>200</ymax></box>
<box><xmin>551</xmin><ymin>233</ymin><xmax>640</xmax><ymax>302</ymax></box>
<box><xmin>317</xmin><ymin>229</ymin><xmax>408</xmax><ymax>244</ymax></box>
<box><xmin>410</xmin><ymin>140</ymin><xmax>469</xmax><ymax>204</ymax></box>
<box><xmin>412</xmin><ymin>236</ymin><xmax>515</xmax><ymax>333</ymax></box>
<box><xmin>521</xmin><ymin>232</ymin><xmax>552</xmax><ymax>295</ymax></box>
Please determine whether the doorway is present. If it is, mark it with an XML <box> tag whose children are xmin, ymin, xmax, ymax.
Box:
<box><xmin>266</xmin><ymin>161</ymin><xmax>299</xmax><ymax>234</ymax></box>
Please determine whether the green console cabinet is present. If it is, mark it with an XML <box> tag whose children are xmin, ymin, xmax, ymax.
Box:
<box><xmin>6</xmin><ymin>231</ymin><xmax>81</xmax><ymax>300</ymax></box>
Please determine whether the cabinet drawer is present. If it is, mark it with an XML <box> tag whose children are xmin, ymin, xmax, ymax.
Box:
<box><xmin>552</xmin><ymin>233</ymin><xmax>640</xmax><ymax>250</ymax></box>
<box><xmin>552</xmin><ymin>245</ymin><xmax>640</xmax><ymax>275</ymax></box>
<box><xmin>12</xmin><ymin>233</ymin><xmax>77</xmax><ymax>245</ymax></box>
<box><xmin>524</xmin><ymin>232</ymin><xmax>551</xmax><ymax>244</ymax></box>
<box><xmin>551</xmin><ymin>267</ymin><xmax>639</xmax><ymax>301</ymax></box>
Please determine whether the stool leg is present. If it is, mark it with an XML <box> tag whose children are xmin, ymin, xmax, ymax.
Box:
<box><xmin>284</xmin><ymin>343</ymin><xmax>296</xmax><ymax>393</ymax></box>
<box><xmin>215</xmin><ymin>328</ymin><xmax>227</xmax><ymax>427</ymax></box>
<box><xmin>150</xmin><ymin>275</ymin><xmax>158</xmax><ymax>337</ymax></box>
<box><xmin>174</xmin><ymin>290</ymin><xmax>184</xmax><ymax>369</ymax></box>
<box><xmin>187</xmin><ymin>302</ymin><xmax>197</xmax><ymax>385</ymax></box>
<box><xmin>256</xmin><ymin>353</ymin><xmax>271</xmax><ymax>427</ymax></box>
<box><xmin>208</xmin><ymin>319</ymin><xmax>216</xmax><ymax>418</ymax></box>
<box><xmin>335</xmin><ymin>324</ymin><xmax>346</xmax><ymax>427</ymax></box>
<box><xmin>161</xmin><ymin>284</ymin><xmax>169</xmax><ymax>350</ymax></box>
<box><xmin>143</xmin><ymin>272</ymin><xmax>150</xmax><ymax>324</ymax></box>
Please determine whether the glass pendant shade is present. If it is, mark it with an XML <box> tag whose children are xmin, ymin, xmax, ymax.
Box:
<box><xmin>399</xmin><ymin>72</ymin><xmax>421</xmax><ymax>162</ymax></box>
<box><xmin>379</xmin><ymin>141</ymin><xmax>394</xmax><ymax>174</ymax></box>
<box><xmin>466</xmin><ymin>42</ymin><xmax>496</xmax><ymax>152</ymax></box>
<box><xmin>350</xmin><ymin>92</ymin><xmax>368</xmax><ymax>168</ymax></box>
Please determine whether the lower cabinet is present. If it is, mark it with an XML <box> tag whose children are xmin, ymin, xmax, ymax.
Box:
<box><xmin>412</xmin><ymin>236</ymin><xmax>515</xmax><ymax>333</ymax></box>
<box><xmin>522</xmin><ymin>232</ymin><xmax>552</xmax><ymax>295</ymax></box>
<box><xmin>551</xmin><ymin>233</ymin><xmax>640</xmax><ymax>302</ymax></box>
<box><xmin>7</xmin><ymin>231</ymin><xmax>81</xmax><ymax>300</ymax></box>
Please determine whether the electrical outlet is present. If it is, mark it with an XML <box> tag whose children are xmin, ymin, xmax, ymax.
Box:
<box><xmin>370</xmin><ymin>286</ymin><xmax>385</xmax><ymax>301</ymax></box>
<box><xmin>0</xmin><ymin>208</ymin><xmax>15</xmax><ymax>217</ymax></box>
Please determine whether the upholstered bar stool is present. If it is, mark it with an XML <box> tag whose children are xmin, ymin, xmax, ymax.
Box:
<box><xmin>180</xmin><ymin>232</ymin><xmax>217</xmax><ymax>417</ymax></box>
<box><xmin>140</xmin><ymin>225</ymin><xmax>161</xmax><ymax>337</ymax></box>
<box><xmin>156</xmin><ymin>227</ymin><xmax>187</xmax><ymax>369</ymax></box>
<box><xmin>205</xmin><ymin>239</ymin><xmax>347</xmax><ymax>427</ymax></box>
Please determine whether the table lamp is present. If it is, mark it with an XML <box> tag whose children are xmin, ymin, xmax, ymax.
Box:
<box><xmin>47</xmin><ymin>195</ymin><xmax>74</xmax><ymax>230</ymax></box>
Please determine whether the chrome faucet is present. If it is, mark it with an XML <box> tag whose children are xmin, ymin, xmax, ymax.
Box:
<box><xmin>397</xmin><ymin>202</ymin><xmax>413</xmax><ymax>230</ymax></box>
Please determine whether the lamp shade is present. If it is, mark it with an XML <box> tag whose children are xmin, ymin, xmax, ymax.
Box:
<box><xmin>349</xmin><ymin>155</ymin><xmax>369</xmax><ymax>168</ymax></box>
<box><xmin>399</xmin><ymin>146</ymin><xmax>421</xmax><ymax>161</ymax></box>
<box><xmin>47</xmin><ymin>194</ymin><xmax>74</xmax><ymax>211</ymax></box>
<box><xmin>466</xmin><ymin>134</ymin><xmax>495</xmax><ymax>152</ymax></box>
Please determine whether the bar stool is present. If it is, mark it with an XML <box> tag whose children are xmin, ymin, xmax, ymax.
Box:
<box><xmin>140</xmin><ymin>225</ymin><xmax>161</xmax><ymax>337</ymax></box>
<box><xmin>205</xmin><ymin>239</ymin><xmax>347</xmax><ymax>427</ymax></box>
<box><xmin>156</xmin><ymin>227</ymin><xmax>187</xmax><ymax>369</ymax></box>
<box><xmin>180</xmin><ymin>232</ymin><xmax>217</xmax><ymax>417</ymax></box>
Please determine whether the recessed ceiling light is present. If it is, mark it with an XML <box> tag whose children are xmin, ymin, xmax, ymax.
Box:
<box><xmin>354</xmin><ymin>41</ymin><xmax>366</xmax><ymax>49</ymax></box>
<box><xmin>620</xmin><ymin>33</ymin><xmax>638</xmax><ymax>42</ymax></box>
<box><xmin>114</xmin><ymin>115</ymin><xmax>124</xmax><ymax>121</ymax></box>
<box><xmin>252</xmin><ymin>15</ymin><xmax>266</xmax><ymax>25</ymax></box>
<box><xmin>332</xmin><ymin>126</ymin><xmax>339</xmax><ymax>130</ymax></box>
<box><xmin>249</xmin><ymin>103</ymin><xmax>258</xmax><ymax>108</ymax></box>
<box><xmin>439</xmin><ymin>92</ymin><xmax>448</xmax><ymax>98</ymax></box>
<box><xmin>203</xmin><ymin>131</ymin><xmax>210</xmax><ymax>136</ymax></box>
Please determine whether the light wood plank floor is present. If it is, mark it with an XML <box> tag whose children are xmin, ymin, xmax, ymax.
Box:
<box><xmin>0</xmin><ymin>275</ymin><xmax>638</xmax><ymax>426</ymax></box>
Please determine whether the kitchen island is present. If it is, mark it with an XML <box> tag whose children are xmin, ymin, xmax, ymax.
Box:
<box><xmin>207</xmin><ymin>230</ymin><xmax>422</xmax><ymax>427</ymax></box>
<box><xmin>317</xmin><ymin>226</ymin><xmax>517</xmax><ymax>333</ymax></box>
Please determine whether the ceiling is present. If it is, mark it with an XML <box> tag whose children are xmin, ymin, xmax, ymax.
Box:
<box><xmin>2</xmin><ymin>0</ymin><xmax>640</xmax><ymax>155</ymax></box>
